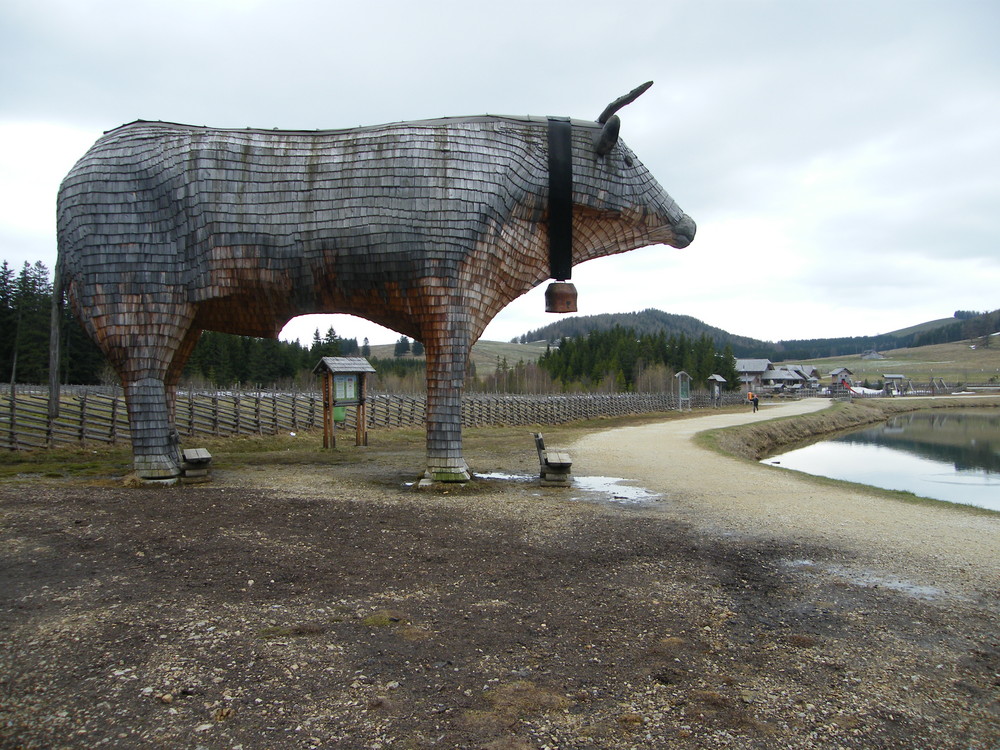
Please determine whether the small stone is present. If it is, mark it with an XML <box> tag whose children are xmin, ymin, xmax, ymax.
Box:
<box><xmin>159</xmin><ymin>693</ymin><xmax>174</xmax><ymax>704</ymax></box>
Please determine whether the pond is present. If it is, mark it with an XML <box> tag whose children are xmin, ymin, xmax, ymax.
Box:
<box><xmin>763</xmin><ymin>408</ymin><xmax>1000</xmax><ymax>512</ymax></box>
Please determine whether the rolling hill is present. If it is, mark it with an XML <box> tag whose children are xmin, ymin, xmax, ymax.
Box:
<box><xmin>367</xmin><ymin>308</ymin><xmax>997</xmax><ymax>382</ymax></box>
<box><xmin>773</xmin><ymin>339</ymin><xmax>1000</xmax><ymax>386</ymax></box>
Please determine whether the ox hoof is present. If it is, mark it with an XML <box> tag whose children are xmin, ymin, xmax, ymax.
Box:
<box><xmin>421</xmin><ymin>467</ymin><xmax>472</xmax><ymax>484</ymax></box>
<box><xmin>133</xmin><ymin>455</ymin><xmax>182</xmax><ymax>483</ymax></box>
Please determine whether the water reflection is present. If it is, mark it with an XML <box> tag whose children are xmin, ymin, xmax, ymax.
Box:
<box><xmin>764</xmin><ymin>408</ymin><xmax>1000</xmax><ymax>512</ymax></box>
<box><xmin>839</xmin><ymin>410</ymin><xmax>1000</xmax><ymax>474</ymax></box>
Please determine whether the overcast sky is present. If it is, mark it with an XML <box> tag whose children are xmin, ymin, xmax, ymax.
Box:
<box><xmin>2</xmin><ymin>0</ymin><xmax>997</xmax><ymax>347</ymax></box>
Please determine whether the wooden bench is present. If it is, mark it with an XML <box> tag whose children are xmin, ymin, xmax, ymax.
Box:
<box><xmin>181</xmin><ymin>448</ymin><xmax>213</xmax><ymax>483</ymax></box>
<box><xmin>533</xmin><ymin>433</ymin><xmax>573</xmax><ymax>486</ymax></box>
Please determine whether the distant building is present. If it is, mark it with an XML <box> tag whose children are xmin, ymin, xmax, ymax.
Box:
<box><xmin>735</xmin><ymin>359</ymin><xmax>773</xmax><ymax>392</ymax></box>
<box><xmin>783</xmin><ymin>364</ymin><xmax>820</xmax><ymax>387</ymax></box>
<box><xmin>762</xmin><ymin>367</ymin><xmax>805</xmax><ymax>390</ymax></box>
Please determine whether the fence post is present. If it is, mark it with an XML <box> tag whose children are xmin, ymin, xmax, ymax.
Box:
<box><xmin>110</xmin><ymin>395</ymin><xmax>119</xmax><ymax>444</ymax></box>
<box><xmin>7</xmin><ymin>388</ymin><xmax>17</xmax><ymax>450</ymax></box>
<box><xmin>78</xmin><ymin>392</ymin><xmax>87</xmax><ymax>443</ymax></box>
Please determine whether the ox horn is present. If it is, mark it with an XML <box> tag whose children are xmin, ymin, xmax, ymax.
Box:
<box><xmin>594</xmin><ymin>115</ymin><xmax>621</xmax><ymax>156</ymax></box>
<box><xmin>597</xmin><ymin>80</ymin><xmax>654</xmax><ymax>124</ymax></box>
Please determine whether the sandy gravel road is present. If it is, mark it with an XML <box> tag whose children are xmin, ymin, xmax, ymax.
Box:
<box><xmin>3</xmin><ymin>398</ymin><xmax>999</xmax><ymax>748</ymax></box>
<box><xmin>572</xmin><ymin>399</ymin><xmax>1000</xmax><ymax>601</ymax></box>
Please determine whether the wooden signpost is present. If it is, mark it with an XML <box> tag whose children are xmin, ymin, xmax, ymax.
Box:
<box><xmin>313</xmin><ymin>357</ymin><xmax>375</xmax><ymax>449</ymax></box>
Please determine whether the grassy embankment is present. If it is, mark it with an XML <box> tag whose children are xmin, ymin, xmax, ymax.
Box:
<box><xmin>698</xmin><ymin>396</ymin><xmax>1000</xmax><ymax>462</ymax></box>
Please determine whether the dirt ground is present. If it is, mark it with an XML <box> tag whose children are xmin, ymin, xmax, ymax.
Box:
<box><xmin>1</xmin><ymin>399</ymin><xmax>998</xmax><ymax>749</ymax></box>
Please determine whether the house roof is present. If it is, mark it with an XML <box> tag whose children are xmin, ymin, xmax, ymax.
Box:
<box><xmin>764</xmin><ymin>368</ymin><xmax>804</xmax><ymax>381</ymax></box>
<box><xmin>787</xmin><ymin>364</ymin><xmax>818</xmax><ymax>376</ymax></box>
<box><xmin>312</xmin><ymin>356</ymin><xmax>377</xmax><ymax>375</ymax></box>
<box><xmin>735</xmin><ymin>359</ymin><xmax>772</xmax><ymax>373</ymax></box>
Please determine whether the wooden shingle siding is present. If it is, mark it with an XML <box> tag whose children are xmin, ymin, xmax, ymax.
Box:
<box><xmin>56</xmin><ymin>101</ymin><xmax>694</xmax><ymax>482</ymax></box>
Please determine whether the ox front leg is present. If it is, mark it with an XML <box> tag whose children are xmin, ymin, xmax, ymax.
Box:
<box><xmin>422</xmin><ymin>333</ymin><xmax>472</xmax><ymax>483</ymax></box>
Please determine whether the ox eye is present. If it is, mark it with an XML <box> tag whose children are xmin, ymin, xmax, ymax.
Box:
<box><xmin>623</xmin><ymin>153</ymin><xmax>633</xmax><ymax>167</ymax></box>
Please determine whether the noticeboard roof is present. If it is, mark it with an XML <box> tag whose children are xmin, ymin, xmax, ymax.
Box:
<box><xmin>312</xmin><ymin>356</ymin><xmax>377</xmax><ymax>375</ymax></box>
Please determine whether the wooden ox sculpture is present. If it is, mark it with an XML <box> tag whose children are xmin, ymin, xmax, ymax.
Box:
<box><xmin>52</xmin><ymin>83</ymin><xmax>695</xmax><ymax>482</ymax></box>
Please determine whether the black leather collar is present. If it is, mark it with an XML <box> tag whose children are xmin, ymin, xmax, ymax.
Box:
<box><xmin>547</xmin><ymin>117</ymin><xmax>573</xmax><ymax>281</ymax></box>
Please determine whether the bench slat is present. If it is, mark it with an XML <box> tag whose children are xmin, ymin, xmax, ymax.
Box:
<box><xmin>544</xmin><ymin>451</ymin><xmax>573</xmax><ymax>468</ymax></box>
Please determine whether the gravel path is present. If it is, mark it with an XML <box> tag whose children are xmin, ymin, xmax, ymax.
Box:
<box><xmin>572</xmin><ymin>398</ymin><xmax>1000</xmax><ymax>601</ymax></box>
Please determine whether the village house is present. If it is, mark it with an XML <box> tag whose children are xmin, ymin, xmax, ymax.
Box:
<box><xmin>762</xmin><ymin>367</ymin><xmax>805</xmax><ymax>390</ymax></box>
<box><xmin>734</xmin><ymin>359</ymin><xmax>772</xmax><ymax>392</ymax></box>
<box><xmin>736</xmin><ymin>360</ymin><xmax>823</xmax><ymax>393</ymax></box>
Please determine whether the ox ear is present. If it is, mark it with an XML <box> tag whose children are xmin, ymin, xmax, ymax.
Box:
<box><xmin>594</xmin><ymin>115</ymin><xmax>621</xmax><ymax>156</ymax></box>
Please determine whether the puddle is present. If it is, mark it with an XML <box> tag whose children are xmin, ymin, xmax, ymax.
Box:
<box><xmin>474</xmin><ymin>472</ymin><xmax>661</xmax><ymax>505</ymax></box>
<box><xmin>475</xmin><ymin>472</ymin><xmax>536</xmax><ymax>482</ymax></box>
<box><xmin>571</xmin><ymin>476</ymin><xmax>661</xmax><ymax>505</ymax></box>
<box><xmin>783</xmin><ymin>559</ymin><xmax>946</xmax><ymax>601</ymax></box>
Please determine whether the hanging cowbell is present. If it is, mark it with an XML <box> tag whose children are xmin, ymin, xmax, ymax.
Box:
<box><xmin>545</xmin><ymin>281</ymin><xmax>578</xmax><ymax>313</ymax></box>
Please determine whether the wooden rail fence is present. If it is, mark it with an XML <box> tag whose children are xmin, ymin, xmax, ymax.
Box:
<box><xmin>1</xmin><ymin>387</ymin><xmax>748</xmax><ymax>452</ymax></box>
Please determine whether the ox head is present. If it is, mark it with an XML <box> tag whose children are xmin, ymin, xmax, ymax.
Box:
<box><xmin>585</xmin><ymin>80</ymin><xmax>696</xmax><ymax>251</ymax></box>
<box><xmin>544</xmin><ymin>82</ymin><xmax>696</xmax><ymax>312</ymax></box>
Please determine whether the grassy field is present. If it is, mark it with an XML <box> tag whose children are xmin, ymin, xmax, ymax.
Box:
<box><xmin>371</xmin><ymin>334</ymin><xmax>1000</xmax><ymax>386</ymax></box>
<box><xmin>775</xmin><ymin>339</ymin><xmax>1000</xmax><ymax>386</ymax></box>
<box><xmin>368</xmin><ymin>339</ymin><xmax>549</xmax><ymax>373</ymax></box>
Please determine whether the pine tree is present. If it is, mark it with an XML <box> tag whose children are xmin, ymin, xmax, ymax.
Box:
<box><xmin>9</xmin><ymin>262</ymin><xmax>53</xmax><ymax>383</ymax></box>
<box><xmin>393</xmin><ymin>336</ymin><xmax>411</xmax><ymax>357</ymax></box>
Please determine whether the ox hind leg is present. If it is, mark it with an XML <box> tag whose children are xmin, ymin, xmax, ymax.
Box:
<box><xmin>421</xmin><ymin>321</ymin><xmax>473</xmax><ymax>483</ymax></box>
<box><xmin>98</xmin><ymin>306</ymin><xmax>197</xmax><ymax>482</ymax></box>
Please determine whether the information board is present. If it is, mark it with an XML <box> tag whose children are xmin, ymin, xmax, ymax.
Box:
<box><xmin>333</xmin><ymin>374</ymin><xmax>358</xmax><ymax>403</ymax></box>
